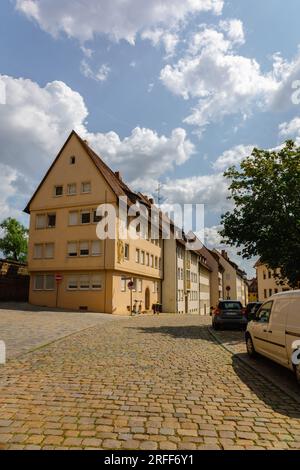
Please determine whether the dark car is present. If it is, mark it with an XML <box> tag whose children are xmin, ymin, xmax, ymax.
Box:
<box><xmin>212</xmin><ymin>301</ymin><xmax>247</xmax><ymax>330</ymax></box>
<box><xmin>245</xmin><ymin>302</ymin><xmax>263</xmax><ymax>321</ymax></box>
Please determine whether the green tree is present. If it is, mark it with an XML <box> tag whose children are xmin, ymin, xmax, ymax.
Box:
<box><xmin>0</xmin><ymin>218</ymin><xmax>28</xmax><ymax>262</ymax></box>
<box><xmin>220</xmin><ymin>140</ymin><xmax>300</xmax><ymax>288</ymax></box>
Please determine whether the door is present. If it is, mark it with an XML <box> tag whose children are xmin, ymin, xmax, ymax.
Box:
<box><xmin>251</xmin><ymin>301</ymin><xmax>273</xmax><ymax>355</ymax></box>
<box><xmin>265</xmin><ymin>299</ymin><xmax>289</xmax><ymax>365</ymax></box>
<box><xmin>145</xmin><ymin>288</ymin><xmax>150</xmax><ymax>311</ymax></box>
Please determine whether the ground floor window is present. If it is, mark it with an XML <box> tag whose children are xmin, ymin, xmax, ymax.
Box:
<box><xmin>66</xmin><ymin>274</ymin><xmax>103</xmax><ymax>291</ymax></box>
<box><xmin>33</xmin><ymin>274</ymin><xmax>55</xmax><ymax>291</ymax></box>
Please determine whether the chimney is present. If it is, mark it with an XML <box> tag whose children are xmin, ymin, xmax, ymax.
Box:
<box><xmin>115</xmin><ymin>171</ymin><xmax>122</xmax><ymax>180</ymax></box>
<box><xmin>221</xmin><ymin>250</ymin><xmax>228</xmax><ymax>260</ymax></box>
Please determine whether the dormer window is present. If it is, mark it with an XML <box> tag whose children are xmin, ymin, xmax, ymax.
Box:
<box><xmin>70</xmin><ymin>156</ymin><xmax>76</xmax><ymax>165</ymax></box>
<box><xmin>54</xmin><ymin>185</ymin><xmax>63</xmax><ymax>197</ymax></box>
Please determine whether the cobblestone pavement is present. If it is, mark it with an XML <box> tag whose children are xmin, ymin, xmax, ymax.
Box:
<box><xmin>0</xmin><ymin>303</ymin><xmax>123</xmax><ymax>359</ymax></box>
<box><xmin>210</xmin><ymin>327</ymin><xmax>300</xmax><ymax>401</ymax></box>
<box><xmin>1</xmin><ymin>314</ymin><xmax>300</xmax><ymax>450</ymax></box>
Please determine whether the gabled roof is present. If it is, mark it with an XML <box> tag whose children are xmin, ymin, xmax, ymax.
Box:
<box><xmin>24</xmin><ymin>130</ymin><xmax>144</xmax><ymax>214</ymax></box>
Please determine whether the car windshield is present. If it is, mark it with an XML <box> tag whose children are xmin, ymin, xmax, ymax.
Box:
<box><xmin>219</xmin><ymin>302</ymin><xmax>242</xmax><ymax>310</ymax></box>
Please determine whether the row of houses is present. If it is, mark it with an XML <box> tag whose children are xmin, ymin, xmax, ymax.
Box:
<box><xmin>24</xmin><ymin>131</ymin><xmax>249</xmax><ymax>315</ymax></box>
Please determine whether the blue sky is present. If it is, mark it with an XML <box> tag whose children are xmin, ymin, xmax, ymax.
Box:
<box><xmin>1</xmin><ymin>0</ymin><xmax>300</xmax><ymax>276</ymax></box>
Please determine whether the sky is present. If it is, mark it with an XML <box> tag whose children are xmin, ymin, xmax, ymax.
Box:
<box><xmin>1</xmin><ymin>0</ymin><xmax>300</xmax><ymax>277</ymax></box>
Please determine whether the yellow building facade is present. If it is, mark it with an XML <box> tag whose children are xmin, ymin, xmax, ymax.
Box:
<box><xmin>25</xmin><ymin>131</ymin><xmax>162</xmax><ymax>315</ymax></box>
<box><xmin>255</xmin><ymin>261</ymin><xmax>291</xmax><ymax>302</ymax></box>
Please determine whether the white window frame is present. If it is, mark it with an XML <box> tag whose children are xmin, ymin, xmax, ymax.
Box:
<box><xmin>68</xmin><ymin>242</ymin><xmax>78</xmax><ymax>257</ymax></box>
<box><xmin>80</xmin><ymin>241</ymin><xmax>90</xmax><ymax>257</ymax></box>
<box><xmin>91</xmin><ymin>240</ymin><xmax>102</xmax><ymax>256</ymax></box>
<box><xmin>79</xmin><ymin>275</ymin><xmax>90</xmax><ymax>290</ymax></box>
<box><xmin>67</xmin><ymin>276</ymin><xmax>78</xmax><ymax>290</ymax></box>
<box><xmin>34</xmin><ymin>274</ymin><xmax>44</xmax><ymax>290</ymax></box>
<box><xmin>54</xmin><ymin>185</ymin><xmax>63</xmax><ymax>197</ymax></box>
<box><xmin>36</xmin><ymin>214</ymin><xmax>46</xmax><ymax>229</ymax></box>
<box><xmin>91</xmin><ymin>275</ymin><xmax>103</xmax><ymax>291</ymax></box>
<box><xmin>44</xmin><ymin>243</ymin><xmax>54</xmax><ymax>259</ymax></box>
<box><xmin>45</xmin><ymin>274</ymin><xmax>55</xmax><ymax>291</ymax></box>
<box><xmin>81</xmin><ymin>182</ymin><xmax>91</xmax><ymax>194</ymax></box>
<box><xmin>69</xmin><ymin>211</ymin><xmax>79</xmax><ymax>226</ymax></box>
<box><xmin>67</xmin><ymin>183</ymin><xmax>77</xmax><ymax>196</ymax></box>
<box><xmin>34</xmin><ymin>244</ymin><xmax>43</xmax><ymax>259</ymax></box>
<box><xmin>81</xmin><ymin>210</ymin><xmax>91</xmax><ymax>225</ymax></box>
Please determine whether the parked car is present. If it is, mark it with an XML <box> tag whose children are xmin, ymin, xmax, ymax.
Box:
<box><xmin>245</xmin><ymin>302</ymin><xmax>263</xmax><ymax>321</ymax></box>
<box><xmin>212</xmin><ymin>301</ymin><xmax>247</xmax><ymax>331</ymax></box>
<box><xmin>245</xmin><ymin>291</ymin><xmax>300</xmax><ymax>384</ymax></box>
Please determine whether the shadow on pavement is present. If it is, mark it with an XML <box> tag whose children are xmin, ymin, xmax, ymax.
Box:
<box><xmin>131</xmin><ymin>324</ymin><xmax>300</xmax><ymax>419</ymax></box>
<box><xmin>232</xmin><ymin>354</ymin><xmax>300</xmax><ymax>419</ymax></box>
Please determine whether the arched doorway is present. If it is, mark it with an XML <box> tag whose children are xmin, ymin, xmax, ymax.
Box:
<box><xmin>145</xmin><ymin>287</ymin><xmax>150</xmax><ymax>310</ymax></box>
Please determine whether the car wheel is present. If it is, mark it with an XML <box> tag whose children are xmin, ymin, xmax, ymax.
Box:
<box><xmin>295</xmin><ymin>364</ymin><xmax>300</xmax><ymax>386</ymax></box>
<box><xmin>246</xmin><ymin>334</ymin><xmax>256</xmax><ymax>358</ymax></box>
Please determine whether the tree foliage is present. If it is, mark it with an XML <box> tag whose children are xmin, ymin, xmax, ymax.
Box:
<box><xmin>220</xmin><ymin>140</ymin><xmax>300</xmax><ymax>288</ymax></box>
<box><xmin>0</xmin><ymin>218</ymin><xmax>28</xmax><ymax>262</ymax></box>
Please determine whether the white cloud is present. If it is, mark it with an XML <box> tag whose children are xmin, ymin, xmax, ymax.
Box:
<box><xmin>80</xmin><ymin>60</ymin><xmax>111</xmax><ymax>82</ymax></box>
<box><xmin>278</xmin><ymin>116</ymin><xmax>300</xmax><ymax>143</ymax></box>
<box><xmin>204</xmin><ymin>225</ymin><xmax>256</xmax><ymax>277</ymax></box>
<box><xmin>0</xmin><ymin>73</ymin><xmax>195</xmax><ymax>218</ymax></box>
<box><xmin>212</xmin><ymin>144</ymin><xmax>254</xmax><ymax>171</ymax></box>
<box><xmin>16</xmin><ymin>0</ymin><xmax>223</xmax><ymax>45</ymax></box>
<box><xmin>141</xmin><ymin>29</ymin><xmax>179</xmax><ymax>57</ymax></box>
<box><xmin>142</xmin><ymin>173</ymin><xmax>231</xmax><ymax>212</ymax></box>
<box><xmin>84</xmin><ymin>127</ymin><xmax>195</xmax><ymax>181</ymax></box>
<box><xmin>160</xmin><ymin>21</ymin><xmax>288</xmax><ymax>134</ymax></box>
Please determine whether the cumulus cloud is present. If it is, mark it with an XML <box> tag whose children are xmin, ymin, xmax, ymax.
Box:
<box><xmin>212</xmin><ymin>144</ymin><xmax>254</xmax><ymax>171</ymax></box>
<box><xmin>84</xmin><ymin>127</ymin><xmax>195</xmax><ymax>181</ymax></box>
<box><xmin>0</xmin><ymin>73</ymin><xmax>195</xmax><ymax>218</ymax></box>
<box><xmin>160</xmin><ymin>21</ymin><xmax>289</xmax><ymax>134</ymax></box>
<box><xmin>15</xmin><ymin>0</ymin><xmax>223</xmax><ymax>45</ymax></box>
<box><xmin>278</xmin><ymin>116</ymin><xmax>300</xmax><ymax>143</ymax></box>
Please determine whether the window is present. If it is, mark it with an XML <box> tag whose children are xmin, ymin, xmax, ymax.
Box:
<box><xmin>136</xmin><ymin>249</ymin><xmax>140</xmax><ymax>263</ymax></box>
<box><xmin>124</xmin><ymin>244</ymin><xmax>129</xmax><ymax>260</ymax></box>
<box><xmin>68</xmin><ymin>276</ymin><xmax>78</xmax><ymax>290</ymax></box>
<box><xmin>263</xmin><ymin>272</ymin><xmax>267</xmax><ymax>280</ymax></box>
<box><xmin>177</xmin><ymin>268</ymin><xmax>180</xmax><ymax>279</ymax></box>
<box><xmin>81</xmin><ymin>182</ymin><xmax>91</xmax><ymax>194</ymax></box>
<box><xmin>81</xmin><ymin>211</ymin><xmax>90</xmax><ymax>224</ymax></box>
<box><xmin>68</xmin><ymin>242</ymin><xmax>78</xmax><ymax>257</ymax></box>
<box><xmin>155</xmin><ymin>257</ymin><xmax>158</xmax><ymax>269</ymax></box>
<box><xmin>159</xmin><ymin>258</ymin><xmax>161</xmax><ymax>270</ymax></box>
<box><xmin>36</xmin><ymin>214</ymin><xmax>46</xmax><ymax>229</ymax></box>
<box><xmin>91</xmin><ymin>275</ymin><xmax>102</xmax><ymax>290</ymax></box>
<box><xmin>67</xmin><ymin>183</ymin><xmax>77</xmax><ymax>195</ymax></box>
<box><xmin>44</xmin><ymin>243</ymin><xmax>54</xmax><ymax>259</ymax></box>
<box><xmin>138</xmin><ymin>279</ymin><xmax>142</xmax><ymax>293</ymax></box>
<box><xmin>79</xmin><ymin>275</ymin><xmax>90</xmax><ymax>290</ymax></box>
<box><xmin>121</xmin><ymin>277</ymin><xmax>126</xmax><ymax>292</ymax></box>
<box><xmin>34</xmin><ymin>275</ymin><xmax>44</xmax><ymax>290</ymax></box>
<box><xmin>264</xmin><ymin>289</ymin><xmax>267</xmax><ymax>299</ymax></box>
<box><xmin>153</xmin><ymin>281</ymin><xmax>158</xmax><ymax>293</ymax></box>
<box><xmin>91</xmin><ymin>240</ymin><xmax>101</xmax><ymax>256</ymax></box>
<box><xmin>69</xmin><ymin>211</ymin><xmax>78</xmax><ymax>226</ymax></box>
<box><xmin>257</xmin><ymin>301</ymin><xmax>273</xmax><ymax>323</ymax></box>
<box><xmin>54</xmin><ymin>185</ymin><xmax>63</xmax><ymax>197</ymax></box>
<box><xmin>269</xmin><ymin>289</ymin><xmax>273</xmax><ymax>297</ymax></box>
<box><xmin>45</xmin><ymin>275</ymin><xmax>55</xmax><ymax>291</ymax></box>
<box><xmin>268</xmin><ymin>271</ymin><xmax>272</xmax><ymax>279</ymax></box>
<box><xmin>80</xmin><ymin>241</ymin><xmax>89</xmax><ymax>256</ymax></box>
<box><xmin>150</xmin><ymin>255</ymin><xmax>154</xmax><ymax>268</ymax></box>
<box><xmin>93</xmin><ymin>209</ymin><xmax>103</xmax><ymax>223</ymax></box>
<box><xmin>275</xmin><ymin>288</ymin><xmax>278</xmax><ymax>294</ymax></box>
<box><xmin>70</xmin><ymin>156</ymin><xmax>76</xmax><ymax>165</ymax></box>
<box><xmin>34</xmin><ymin>244</ymin><xmax>43</xmax><ymax>259</ymax></box>
<box><xmin>47</xmin><ymin>213</ymin><xmax>56</xmax><ymax>228</ymax></box>
<box><xmin>146</xmin><ymin>253</ymin><xmax>149</xmax><ymax>266</ymax></box>
<box><xmin>141</xmin><ymin>251</ymin><xmax>145</xmax><ymax>265</ymax></box>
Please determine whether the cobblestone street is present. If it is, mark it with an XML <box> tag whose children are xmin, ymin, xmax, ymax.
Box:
<box><xmin>1</xmin><ymin>313</ymin><xmax>300</xmax><ymax>450</ymax></box>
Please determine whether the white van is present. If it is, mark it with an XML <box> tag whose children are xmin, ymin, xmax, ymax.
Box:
<box><xmin>246</xmin><ymin>290</ymin><xmax>300</xmax><ymax>384</ymax></box>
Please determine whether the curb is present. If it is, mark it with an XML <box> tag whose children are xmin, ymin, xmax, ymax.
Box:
<box><xmin>208</xmin><ymin>327</ymin><xmax>300</xmax><ymax>406</ymax></box>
